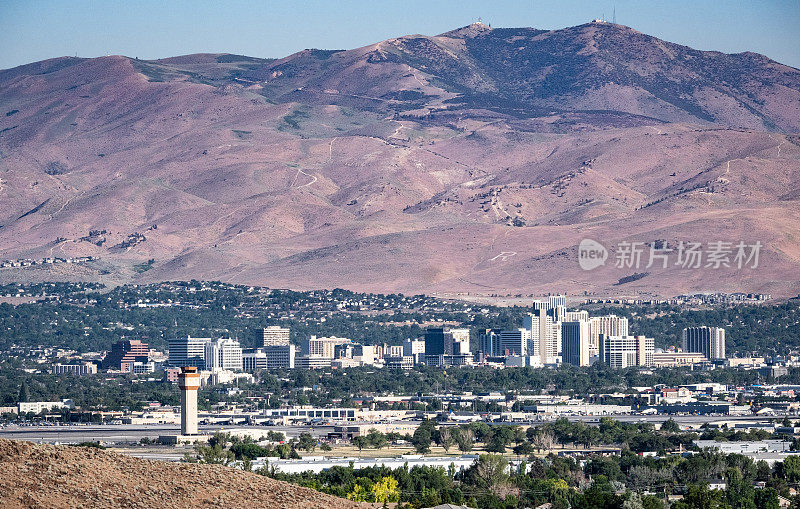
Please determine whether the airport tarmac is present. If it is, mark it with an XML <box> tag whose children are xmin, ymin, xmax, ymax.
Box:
<box><xmin>0</xmin><ymin>413</ymin><xmax>783</xmax><ymax>450</ymax></box>
<box><xmin>0</xmin><ymin>423</ymin><xmax>334</xmax><ymax>445</ymax></box>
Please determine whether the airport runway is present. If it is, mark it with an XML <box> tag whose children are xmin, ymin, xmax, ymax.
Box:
<box><xmin>0</xmin><ymin>414</ymin><xmax>779</xmax><ymax>447</ymax></box>
<box><xmin>0</xmin><ymin>423</ymin><xmax>334</xmax><ymax>445</ymax></box>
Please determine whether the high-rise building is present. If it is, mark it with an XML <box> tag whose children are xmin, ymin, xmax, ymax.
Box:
<box><xmin>524</xmin><ymin>310</ymin><xmax>559</xmax><ymax>364</ymax></box>
<box><xmin>204</xmin><ymin>338</ymin><xmax>243</xmax><ymax>371</ymax></box>
<box><xmin>302</xmin><ymin>335</ymin><xmax>351</xmax><ymax>358</ymax></box>
<box><xmin>424</xmin><ymin>328</ymin><xmax>446</xmax><ymax>357</ymax></box>
<box><xmin>103</xmin><ymin>339</ymin><xmax>150</xmax><ymax>371</ymax></box>
<box><xmin>600</xmin><ymin>335</ymin><xmax>654</xmax><ymax>368</ymax></box>
<box><xmin>532</xmin><ymin>295</ymin><xmax>566</xmax><ymax>311</ymax></box>
<box><xmin>446</xmin><ymin>328</ymin><xmax>471</xmax><ymax>356</ymax></box>
<box><xmin>588</xmin><ymin>315</ymin><xmax>629</xmax><ymax>358</ymax></box>
<box><xmin>562</xmin><ymin>321</ymin><xmax>591</xmax><ymax>366</ymax></box>
<box><xmin>682</xmin><ymin>327</ymin><xmax>726</xmax><ymax>360</ymax></box>
<box><xmin>424</xmin><ymin>328</ymin><xmax>472</xmax><ymax>366</ymax></box>
<box><xmin>499</xmin><ymin>328</ymin><xmax>531</xmax><ymax>356</ymax></box>
<box><xmin>263</xmin><ymin>325</ymin><xmax>290</xmax><ymax>346</ymax></box>
<box><xmin>168</xmin><ymin>336</ymin><xmax>211</xmax><ymax>369</ymax></box>
<box><xmin>479</xmin><ymin>329</ymin><xmax>503</xmax><ymax>357</ymax></box>
<box><xmin>403</xmin><ymin>339</ymin><xmax>425</xmax><ymax>364</ymax></box>
<box><xmin>564</xmin><ymin>310</ymin><xmax>590</xmax><ymax>322</ymax></box>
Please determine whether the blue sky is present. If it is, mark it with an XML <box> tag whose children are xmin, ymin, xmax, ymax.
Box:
<box><xmin>1</xmin><ymin>0</ymin><xmax>799</xmax><ymax>70</ymax></box>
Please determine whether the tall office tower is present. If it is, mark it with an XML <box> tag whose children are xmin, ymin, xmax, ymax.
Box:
<box><xmin>532</xmin><ymin>295</ymin><xmax>566</xmax><ymax>311</ymax></box>
<box><xmin>588</xmin><ymin>315</ymin><xmax>629</xmax><ymax>358</ymax></box>
<box><xmin>425</xmin><ymin>328</ymin><xmax>446</xmax><ymax>359</ymax></box>
<box><xmin>532</xmin><ymin>300</ymin><xmax>550</xmax><ymax>312</ymax></box>
<box><xmin>548</xmin><ymin>305</ymin><xmax>566</xmax><ymax>322</ymax></box>
<box><xmin>682</xmin><ymin>327</ymin><xmax>726</xmax><ymax>360</ymax></box>
<box><xmin>479</xmin><ymin>329</ymin><xmax>503</xmax><ymax>357</ymax></box>
<box><xmin>263</xmin><ymin>325</ymin><xmax>290</xmax><ymax>346</ymax></box>
<box><xmin>168</xmin><ymin>336</ymin><xmax>211</xmax><ymax>368</ymax></box>
<box><xmin>599</xmin><ymin>335</ymin><xmax>654</xmax><ymax>368</ymax></box>
<box><xmin>446</xmin><ymin>328</ymin><xmax>471</xmax><ymax>356</ymax></box>
<box><xmin>561</xmin><ymin>321</ymin><xmax>591</xmax><ymax>366</ymax></box>
<box><xmin>204</xmin><ymin>338</ymin><xmax>243</xmax><ymax>371</ymax></box>
<box><xmin>499</xmin><ymin>328</ymin><xmax>531</xmax><ymax>356</ymax></box>
<box><xmin>550</xmin><ymin>321</ymin><xmax>563</xmax><ymax>358</ymax></box>
<box><xmin>178</xmin><ymin>366</ymin><xmax>201</xmax><ymax>435</ymax></box>
<box><xmin>524</xmin><ymin>309</ymin><xmax>558</xmax><ymax>364</ymax></box>
<box><xmin>302</xmin><ymin>335</ymin><xmax>351</xmax><ymax>358</ymax></box>
<box><xmin>403</xmin><ymin>338</ymin><xmax>425</xmax><ymax>363</ymax></box>
<box><xmin>424</xmin><ymin>327</ymin><xmax>471</xmax><ymax>365</ymax></box>
<box><xmin>102</xmin><ymin>339</ymin><xmax>150</xmax><ymax>371</ymax></box>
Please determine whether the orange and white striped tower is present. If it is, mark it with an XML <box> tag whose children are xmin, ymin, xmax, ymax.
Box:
<box><xmin>178</xmin><ymin>366</ymin><xmax>201</xmax><ymax>435</ymax></box>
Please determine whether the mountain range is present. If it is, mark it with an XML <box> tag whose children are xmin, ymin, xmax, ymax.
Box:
<box><xmin>1</xmin><ymin>21</ymin><xmax>798</xmax><ymax>298</ymax></box>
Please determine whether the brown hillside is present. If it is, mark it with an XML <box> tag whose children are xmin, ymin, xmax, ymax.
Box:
<box><xmin>0</xmin><ymin>23</ymin><xmax>798</xmax><ymax>297</ymax></box>
<box><xmin>0</xmin><ymin>439</ymin><xmax>360</xmax><ymax>509</ymax></box>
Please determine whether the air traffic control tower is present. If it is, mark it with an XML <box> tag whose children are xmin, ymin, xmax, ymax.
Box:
<box><xmin>158</xmin><ymin>366</ymin><xmax>208</xmax><ymax>444</ymax></box>
<box><xmin>178</xmin><ymin>366</ymin><xmax>201</xmax><ymax>435</ymax></box>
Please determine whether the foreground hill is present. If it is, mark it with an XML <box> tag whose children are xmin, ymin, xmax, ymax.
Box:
<box><xmin>0</xmin><ymin>439</ymin><xmax>359</xmax><ymax>509</ymax></box>
<box><xmin>0</xmin><ymin>22</ymin><xmax>798</xmax><ymax>297</ymax></box>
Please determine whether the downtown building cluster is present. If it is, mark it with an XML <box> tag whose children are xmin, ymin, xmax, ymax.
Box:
<box><xmin>476</xmin><ymin>295</ymin><xmax>652</xmax><ymax>368</ymax></box>
<box><xmin>86</xmin><ymin>299</ymin><xmax>728</xmax><ymax>377</ymax></box>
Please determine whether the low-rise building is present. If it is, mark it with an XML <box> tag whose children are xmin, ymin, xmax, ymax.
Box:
<box><xmin>384</xmin><ymin>355</ymin><xmax>413</xmax><ymax>370</ymax></box>
<box><xmin>652</xmin><ymin>351</ymin><xmax>708</xmax><ymax>367</ymax></box>
<box><xmin>51</xmin><ymin>362</ymin><xmax>98</xmax><ymax>375</ymax></box>
<box><xmin>295</xmin><ymin>356</ymin><xmax>332</xmax><ymax>369</ymax></box>
<box><xmin>18</xmin><ymin>399</ymin><xmax>74</xmax><ymax>414</ymax></box>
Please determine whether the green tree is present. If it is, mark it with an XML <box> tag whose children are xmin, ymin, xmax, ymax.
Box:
<box><xmin>366</xmin><ymin>428</ymin><xmax>387</xmax><ymax>450</ymax></box>
<box><xmin>660</xmin><ymin>419</ymin><xmax>681</xmax><ymax>433</ymax></box>
<box><xmin>298</xmin><ymin>432</ymin><xmax>317</xmax><ymax>452</ymax></box>
<box><xmin>781</xmin><ymin>456</ymin><xmax>800</xmax><ymax>483</ymax></box>
<box><xmin>194</xmin><ymin>443</ymin><xmax>234</xmax><ymax>465</ymax></box>
<box><xmin>17</xmin><ymin>380</ymin><xmax>29</xmax><ymax>403</ymax></box>
<box><xmin>672</xmin><ymin>485</ymin><xmax>725</xmax><ymax>509</ymax></box>
<box><xmin>454</xmin><ymin>427</ymin><xmax>474</xmax><ymax>453</ymax></box>
<box><xmin>469</xmin><ymin>454</ymin><xmax>511</xmax><ymax>495</ymax></box>
<box><xmin>438</xmin><ymin>426</ymin><xmax>454</xmax><ymax>453</ymax></box>
<box><xmin>352</xmin><ymin>435</ymin><xmax>368</xmax><ymax>453</ymax></box>
<box><xmin>412</xmin><ymin>420</ymin><xmax>435</xmax><ymax>454</ymax></box>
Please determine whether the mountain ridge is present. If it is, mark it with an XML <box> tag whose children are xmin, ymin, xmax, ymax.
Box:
<box><xmin>0</xmin><ymin>23</ymin><xmax>798</xmax><ymax>298</ymax></box>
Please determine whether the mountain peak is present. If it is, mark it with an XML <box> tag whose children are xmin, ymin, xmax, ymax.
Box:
<box><xmin>438</xmin><ymin>22</ymin><xmax>493</xmax><ymax>39</ymax></box>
